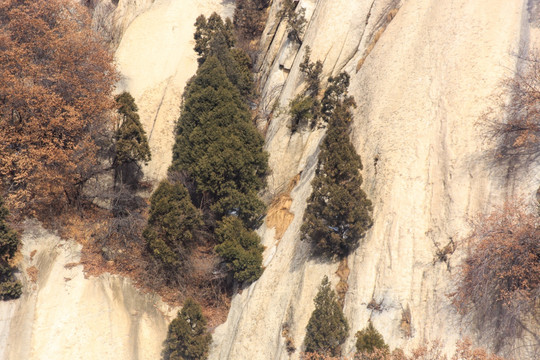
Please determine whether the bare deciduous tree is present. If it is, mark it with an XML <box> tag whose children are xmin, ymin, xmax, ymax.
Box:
<box><xmin>481</xmin><ymin>53</ymin><xmax>540</xmax><ymax>162</ymax></box>
<box><xmin>452</xmin><ymin>201</ymin><xmax>540</xmax><ymax>352</ymax></box>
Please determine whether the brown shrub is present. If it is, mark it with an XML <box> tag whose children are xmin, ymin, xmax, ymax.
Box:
<box><xmin>302</xmin><ymin>339</ymin><xmax>507</xmax><ymax>360</ymax></box>
<box><xmin>480</xmin><ymin>53</ymin><xmax>540</xmax><ymax>161</ymax></box>
<box><xmin>451</xmin><ymin>201</ymin><xmax>540</xmax><ymax>350</ymax></box>
<box><xmin>26</xmin><ymin>266</ymin><xmax>38</xmax><ymax>283</ymax></box>
<box><xmin>451</xmin><ymin>339</ymin><xmax>506</xmax><ymax>360</ymax></box>
<box><xmin>0</xmin><ymin>0</ymin><xmax>117</xmax><ymax>216</ymax></box>
<box><xmin>234</xmin><ymin>0</ymin><xmax>270</xmax><ymax>41</ymax></box>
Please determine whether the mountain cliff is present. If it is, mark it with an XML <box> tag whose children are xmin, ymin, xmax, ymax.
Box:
<box><xmin>1</xmin><ymin>1</ymin><xmax>538</xmax><ymax>359</ymax></box>
<box><xmin>213</xmin><ymin>0</ymin><xmax>539</xmax><ymax>358</ymax></box>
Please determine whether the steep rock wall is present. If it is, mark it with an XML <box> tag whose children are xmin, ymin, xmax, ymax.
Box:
<box><xmin>0</xmin><ymin>1</ymin><xmax>233</xmax><ymax>359</ymax></box>
<box><xmin>114</xmin><ymin>0</ymin><xmax>235</xmax><ymax>181</ymax></box>
<box><xmin>0</xmin><ymin>221</ymin><xmax>175</xmax><ymax>360</ymax></box>
<box><xmin>2</xmin><ymin>0</ymin><xmax>538</xmax><ymax>359</ymax></box>
<box><xmin>211</xmin><ymin>0</ymin><xmax>538</xmax><ymax>359</ymax></box>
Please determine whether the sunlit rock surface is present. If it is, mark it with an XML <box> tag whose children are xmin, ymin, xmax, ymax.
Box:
<box><xmin>2</xmin><ymin>0</ymin><xmax>539</xmax><ymax>359</ymax></box>
<box><xmin>0</xmin><ymin>221</ymin><xmax>175</xmax><ymax>360</ymax></box>
<box><xmin>211</xmin><ymin>1</ymin><xmax>539</xmax><ymax>359</ymax></box>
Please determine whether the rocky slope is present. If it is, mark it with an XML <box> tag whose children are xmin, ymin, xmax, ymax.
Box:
<box><xmin>1</xmin><ymin>0</ymin><xmax>539</xmax><ymax>359</ymax></box>
<box><xmin>0</xmin><ymin>1</ymin><xmax>233</xmax><ymax>359</ymax></box>
<box><xmin>0</xmin><ymin>221</ymin><xmax>174</xmax><ymax>360</ymax></box>
<box><xmin>211</xmin><ymin>0</ymin><xmax>539</xmax><ymax>359</ymax></box>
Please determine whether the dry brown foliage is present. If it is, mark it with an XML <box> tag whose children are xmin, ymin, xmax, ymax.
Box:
<box><xmin>302</xmin><ymin>339</ymin><xmax>507</xmax><ymax>360</ymax></box>
<box><xmin>335</xmin><ymin>258</ymin><xmax>350</xmax><ymax>307</ymax></box>
<box><xmin>26</xmin><ymin>266</ymin><xmax>38</xmax><ymax>283</ymax></box>
<box><xmin>451</xmin><ymin>339</ymin><xmax>507</xmax><ymax>360</ymax></box>
<box><xmin>234</xmin><ymin>0</ymin><xmax>269</xmax><ymax>41</ymax></box>
<box><xmin>267</xmin><ymin>193</ymin><xmax>294</xmax><ymax>239</ymax></box>
<box><xmin>409</xmin><ymin>339</ymin><xmax>506</xmax><ymax>360</ymax></box>
<box><xmin>282</xmin><ymin>322</ymin><xmax>297</xmax><ymax>354</ymax></box>
<box><xmin>57</xmin><ymin>204</ymin><xmax>231</xmax><ymax>327</ymax></box>
<box><xmin>480</xmin><ymin>53</ymin><xmax>540</xmax><ymax>161</ymax></box>
<box><xmin>0</xmin><ymin>0</ymin><xmax>117</xmax><ymax>216</ymax></box>
<box><xmin>451</xmin><ymin>201</ymin><xmax>540</xmax><ymax>351</ymax></box>
<box><xmin>234</xmin><ymin>0</ymin><xmax>270</xmax><ymax>65</ymax></box>
<box><xmin>266</xmin><ymin>172</ymin><xmax>301</xmax><ymax>240</ymax></box>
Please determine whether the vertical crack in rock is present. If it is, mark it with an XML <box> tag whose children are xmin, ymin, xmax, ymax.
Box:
<box><xmin>147</xmin><ymin>75</ymin><xmax>173</xmax><ymax>142</ymax></box>
<box><xmin>355</xmin><ymin>0</ymin><xmax>402</xmax><ymax>72</ymax></box>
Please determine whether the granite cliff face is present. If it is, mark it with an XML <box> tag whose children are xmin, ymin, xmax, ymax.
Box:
<box><xmin>0</xmin><ymin>221</ymin><xmax>174</xmax><ymax>360</ymax></box>
<box><xmin>1</xmin><ymin>1</ymin><xmax>539</xmax><ymax>359</ymax></box>
<box><xmin>0</xmin><ymin>1</ymin><xmax>232</xmax><ymax>359</ymax></box>
<box><xmin>212</xmin><ymin>0</ymin><xmax>539</xmax><ymax>359</ymax></box>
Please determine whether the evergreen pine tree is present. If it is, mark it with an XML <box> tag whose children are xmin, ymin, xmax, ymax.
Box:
<box><xmin>214</xmin><ymin>216</ymin><xmax>264</xmax><ymax>283</ymax></box>
<box><xmin>301</xmin><ymin>72</ymin><xmax>373</xmax><ymax>257</ymax></box>
<box><xmin>320</xmin><ymin>73</ymin><xmax>355</xmax><ymax>123</ymax></box>
<box><xmin>171</xmin><ymin>56</ymin><xmax>267</xmax><ymax>228</ymax></box>
<box><xmin>143</xmin><ymin>180</ymin><xmax>202</xmax><ymax>272</ymax></box>
<box><xmin>355</xmin><ymin>320</ymin><xmax>389</xmax><ymax>354</ymax></box>
<box><xmin>277</xmin><ymin>0</ymin><xmax>307</xmax><ymax>43</ymax></box>
<box><xmin>113</xmin><ymin>92</ymin><xmax>151</xmax><ymax>187</ymax></box>
<box><xmin>299</xmin><ymin>47</ymin><xmax>323</xmax><ymax>97</ymax></box>
<box><xmin>163</xmin><ymin>298</ymin><xmax>211</xmax><ymax>360</ymax></box>
<box><xmin>0</xmin><ymin>197</ymin><xmax>22</xmax><ymax>300</ymax></box>
<box><xmin>194</xmin><ymin>13</ymin><xmax>235</xmax><ymax>65</ymax></box>
<box><xmin>194</xmin><ymin>13</ymin><xmax>253</xmax><ymax>98</ymax></box>
<box><xmin>304</xmin><ymin>276</ymin><xmax>349</xmax><ymax>356</ymax></box>
<box><xmin>289</xmin><ymin>48</ymin><xmax>322</xmax><ymax>132</ymax></box>
<box><xmin>289</xmin><ymin>94</ymin><xmax>316</xmax><ymax>132</ymax></box>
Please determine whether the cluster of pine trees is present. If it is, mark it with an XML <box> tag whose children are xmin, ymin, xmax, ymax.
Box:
<box><xmin>303</xmin><ymin>276</ymin><xmax>388</xmax><ymax>357</ymax></box>
<box><xmin>295</xmin><ymin>59</ymin><xmax>373</xmax><ymax>258</ymax></box>
<box><xmin>156</xmin><ymin>13</ymin><xmax>270</xmax><ymax>359</ymax></box>
<box><xmin>294</xmin><ymin>52</ymin><xmax>374</xmax><ymax>358</ymax></box>
<box><xmin>144</xmin><ymin>13</ymin><xmax>268</xmax><ymax>286</ymax></box>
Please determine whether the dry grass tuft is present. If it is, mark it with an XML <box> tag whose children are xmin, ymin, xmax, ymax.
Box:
<box><xmin>266</xmin><ymin>173</ymin><xmax>301</xmax><ymax>240</ymax></box>
<box><xmin>335</xmin><ymin>258</ymin><xmax>350</xmax><ymax>307</ymax></box>
<box><xmin>26</xmin><ymin>266</ymin><xmax>38</xmax><ymax>283</ymax></box>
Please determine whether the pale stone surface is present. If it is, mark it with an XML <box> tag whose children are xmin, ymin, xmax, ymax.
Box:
<box><xmin>114</xmin><ymin>0</ymin><xmax>235</xmax><ymax>182</ymax></box>
<box><xmin>211</xmin><ymin>0</ymin><xmax>538</xmax><ymax>359</ymax></box>
<box><xmin>0</xmin><ymin>221</ymin><xmax>177</xmax><ymax>360</ymax></box>
<box><xmin>2</xmin><ymin>0</ymin><xmax>539</xmax><ymax>359</ymax></box>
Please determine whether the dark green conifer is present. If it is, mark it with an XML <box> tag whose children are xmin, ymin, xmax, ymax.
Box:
<box><xmin>194</xmin><ymin>13</ymin><xmax>253</xmax><ymax>98</ymax></box>
<box><xmin>113</xmin><ymin>92</ymin><xmax>151</xmax><ymax>187</ymax></box>
<box><xmin>0</xmin><ymin>197</ymin><xmax>22</xmax><ymax>300</ymax></box>
<box><xmin>299</xmin><ymin>47</ymin><xmax>323</xmax><ymax>96</ymax></box>
<box><xmin>214</xmin><ymin>216</ymin><xmax>264</xmax><ymax>283</ymax></box>
<box><xmin>163</xmin><ymin>298</ymin><xmax>211</xmax><ymax>360</ymax></box>
<box><xmin>171</xmin><ymin>56</ymin><xmax>267</xmax><ymax>228</ymax></box>
<box><xmin>301</xmin><ymin>72</ymin><xmax>373</xmax><ymax>257</ymax></box>
<box><xmin>355</xmin><ymin>320</ymin><xmax>389</xmax><ymax>354</ymax></box>
<box><xmin>320</xmin><ymin>73</ymin><xmax>355</xmax><ymax>122</ymax></box>
<box><xmin>304</xmin><ymin>276</ymin><xmax>349</xmax><ymax>356</ymax></box>
<box><xmin>289</xmin><ymin>48</ymin><xmax>322</xmax><ymax>132</ymax></box>
<box><xmin>289</xmin><ymin>95</ymin><xmax>315</xmax><ymax>132</ymax></box>
<box><xmin>227</xmin><ymin>48</ymin><xmax>254</xmax><ymax>98</ymax></box>
<box><xmin>143</xmin><ymin>180</ymin><xmax>202</xmax><ymax>272</ymax></box>
<box><xmin>277</xmin><ymin>0</ymin><xmax>307</xmax><ymax>43</ymax></box>
<box><xmin>194</xmin><ymin>13</ymin><xmax>235</xmax><ymax>65</ymax></box>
